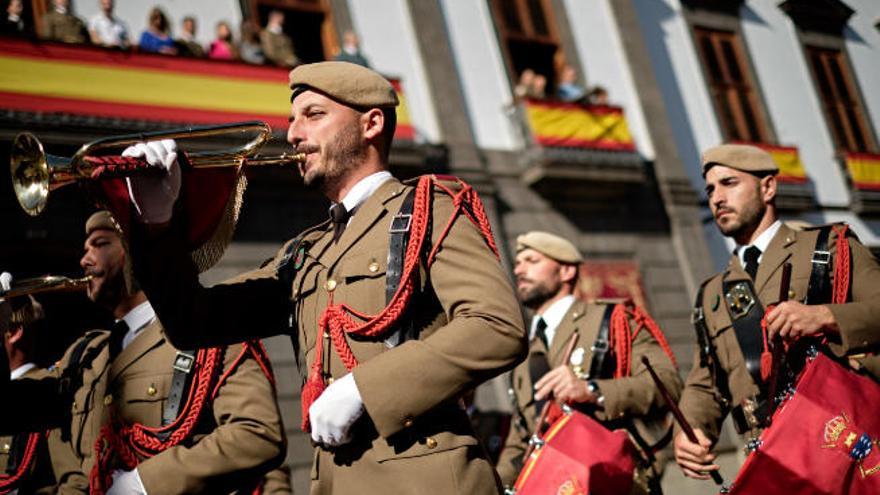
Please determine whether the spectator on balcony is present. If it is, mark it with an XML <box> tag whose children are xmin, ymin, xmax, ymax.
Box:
<box><xmin>556</xmin><ymin>64</ymin><xmax>587</xmax><ymax>104</ymax></box>
<box><xmin>260</xmin><ymin>9</ymin><xmax>298</xmax><ymax>67</ymax></box>
<box><xmin>138</xmin><ymin>7</ymin><xmax>177</xmax><ymax>55</ymax></box>
<box><xmin>532</xmin><ymin>73</ymin><xmax>547</xmax><ymax>99</ymax></box>
<box><xmin>333</xmin><ymin>30</ymin><xmax>370</xmax><ymax>68</ymax></box>
<box><xmin>587</xmin><ymin>85</ymin><xmax>609</xmax><ymax>106</ymax></box>
<box><xmin>208</xmin><ymin>20</ymin><xmax>238</xmax><ymax>60</ymax></box>
<box><xmin>513</xmin><ymin>68</ymin><xmax>546</xmax><ymax>101</ymax></box>
<box><xmin>40</xmin><ymin>0</ymin><xmax>87</xmax><ymax>44</ymax></box>
<box><xmin>176</xmin><ymin>15</ymin><xmax>204</xmax><ymax>58</ymax></box>
<box><xmin>239</xmin><ymin>18</ymin><xmax>265</xmax><ymax>65</ymax></box>
<box><xmin>1</xmin><ymin>0</ymin><xmax>29</xmax><ymax>37</ymax></box>
<box><xmin>88</xmin><ymin>0</ymin><xmax>128</xmax><ymax>49</ymax></box>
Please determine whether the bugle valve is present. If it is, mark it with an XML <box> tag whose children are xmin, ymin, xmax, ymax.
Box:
<box><xmin>10</xmin><ymin>121</ymin><xmax>305</xmax><ymax>216</ymax></box>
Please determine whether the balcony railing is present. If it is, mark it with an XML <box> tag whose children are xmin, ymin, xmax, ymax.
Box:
<box><xmin>0</xmin><ymin>37</ymin><xmax>414</xmax><ymax>140</ymax></box>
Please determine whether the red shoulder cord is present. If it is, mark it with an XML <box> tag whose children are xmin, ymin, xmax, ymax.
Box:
<box><xmin>89</xmin><ymin>341</ymin><xmax>275</xmax><ymax>495</ymax></box>
<box><xmin>0</xmin><ymin>431</ymin><xmax>43</xmax><ymax>494</ymax></box>
<box><xmin>759</xmin><ymin>224</ymin><xmax>851</xmax><ymax>381</ymax></box>
<box><xmin>300</xmin><ymin>175</ymin><xmax>500</xmax><ymax>431</ymax></box>
<box><xmin>608</xmin><ymin>302</ymin><xmax>679</xmax><ymax>378</ymax></box>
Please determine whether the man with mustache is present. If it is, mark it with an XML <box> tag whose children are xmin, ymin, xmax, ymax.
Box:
<box><xmin>496</xmin><ymin>231</ymin><xmax>681</xmax><ymax>494</ymax></box>
<box><xmin>673</xmin><ymin>144</ymin><xmax>880</xmax><ymax>480</ymax></box>
<box><xmin>0</xmin><ymin>211</ymin><xmax>291</xmax><ymax>494</ymax></box>
<box><xmin>120</xmin><ymin>61</ymin><xmax>526</xmax><ymax>494</ymax></box>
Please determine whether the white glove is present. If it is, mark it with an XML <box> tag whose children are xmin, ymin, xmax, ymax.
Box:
<box><xmin>123</xmin><ymin>139</ymin><xmax>181</xmax><ymax>224</ymax></box>
<box><xmin>308</xmin><ymin>373</ymin><xmax>365</xmax><ymax>446</ymax></box>
<box><xmin>0</xmin><ymin>272</ymin><xmax>11</xmax><ymax>292</ymax></box>
<box><xmin>107</xmin><ymin>468</ymin><xmax>147</xmax><ymax>494</ymax></box>
<box><xmin>0</xmin><ymin>272</ymin><xmax>11</xmax><ymax>331</ymax></box>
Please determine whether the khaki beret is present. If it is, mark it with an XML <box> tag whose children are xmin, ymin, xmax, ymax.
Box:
<box><xmin>516</xmin><ymin>231</ymin><xmax>583</xmax><ymax>264</ymax></box>
<box><xmin>701</xmin><ymin>144</ymin><xmax>778</xmax><ymax>176</ymax></box>
<box><xmin>85</xmin><ymin>210</ymin><xmax>121</xmax><ymax>236</ymax></box>
<box><xmin>289</xmin><ymin>61</ymin><xmax>399</xmax><ymax>108</ymax></box>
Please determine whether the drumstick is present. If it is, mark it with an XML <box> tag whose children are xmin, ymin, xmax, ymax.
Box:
<box><xmin>521</xmin><ymin>332</ymin><xmax>580</xmax><ymax>462</ymax></box>
<box><xmin>642</xmin><ymin>356</ymin><xmax>727</xmax><ymax>488</ymax></box>
<box><xmin>766</xmin><ymin>262</ymin><xmax>792</xmax><ymax>418</ymax></box>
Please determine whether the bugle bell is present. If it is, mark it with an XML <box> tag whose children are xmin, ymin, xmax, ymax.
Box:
<box><xmin>10</xmin><ymin>121</ymin><xmax>305</xmax><ymax>216</ymax></box>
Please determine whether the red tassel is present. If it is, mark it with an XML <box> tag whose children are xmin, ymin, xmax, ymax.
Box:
<box><xmin>760</xmin><ymin>350</ymin><xmax>773</xmax><ymax>381</ymax></box>
<box><xmin>300</xmin><ymin>375</ymin><xmax>326</xmax><ymax>431</ymax></box>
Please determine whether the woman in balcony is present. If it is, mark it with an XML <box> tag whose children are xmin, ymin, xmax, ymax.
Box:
<box><xmin>138</xmin><ymin>7</ymin><xmax>176</xmax><ymax>55</ymax></box>
<box><xmin>208</xmin><ymin>20</ymin><xmax>238</xmax><ymax>61</ymax></box>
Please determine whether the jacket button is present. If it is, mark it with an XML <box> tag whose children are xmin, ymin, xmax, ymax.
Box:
<box><xmin>325</xmin><ymin>279</ymin><xmax>337</xmax><ymax>291</ymax></box>
<box><xmin>788</xmin><ymin>289</ymin><xmax>796</xmax><ymax>300</ymax></box>
<box><xmin>368</xmin><ymin>261</ymin><xmax>380</xmax><ymax>273</ymax></box>
<box><xmin>103</xmin><ymin>395</ymin><xmax>113</xmax><ymax>406</ymax></box>
<box><xmin>327</xmin><ymin>377</ymin><xmax>335</xmax><ymax>384</ymax></box>
<box><xmin>403</xmin><ymin>417</ymin><xmax>414</xmax><ymax>428</ymax></box>
<box><xmin>147</xmin><ymin>385</ymin><xmax>157</xmax><ymax>396</ymax></box>
<box><xmin>426</xmin><ymin>437</ymin><xmax>438</xmax><ymax>449</ymax></box>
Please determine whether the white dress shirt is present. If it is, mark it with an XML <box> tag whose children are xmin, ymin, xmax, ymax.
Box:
<box><xmin>119</xmin><ymin>300</ymin><xmax>156</xmax><ymax>350</ymax></box>
<box><xmin>735</xmin><ymin>220</ymin><xmax>782</xmax><ymax>267</ymax></box>
<box><xmin>530</xmin><ymin>295</ymin><xmax>576</xmax><ymax>347</ymax></box>
<box><xmin>10</xmin><ymin>362</ymin><xmax>36</xmax><ymax>380</ymax></box>
<box><xmin>330</xmin><ymin>170</ymin><xmax>393</xmax><ymax>225</ymax></box>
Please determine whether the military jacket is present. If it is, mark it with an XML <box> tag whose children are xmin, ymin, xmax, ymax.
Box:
<box><xmin>260</xmin><ymin>30</ymin><xmax>298</xmax><ymax>67</ymax></box>
<box><xmin>131</xmin><ymin>177</ymin><xmax>527</xmax><ymax>494</ymax></box>
<box><xmin>1</xmin><ymin>321</ymin><xmax>289</xmax><ymax>494</ymax></box>
<box><xmin>495</xmin><ymin>300</ymin><xmax>681</xmax><ymax>490</ymax></box>
<box><xmin>679</xmin><ymin>223</ymin><xmax>880</xmax><ymax>443</ymax></box>
<box><xmin>0</xmin><ymin>367</ymin><xmax>57</xmax><ymax>494</ymax></box>
<box><xmin>40</xmin><ymin>11</ymin><xmax>87</xmax><ymax>43</ymax></box>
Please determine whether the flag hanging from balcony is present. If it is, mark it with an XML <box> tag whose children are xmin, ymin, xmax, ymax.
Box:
<box><xmin>523</xmin><ymin>99</ymin><xmax>636</xmax><ymax>152</ymax></box>
<box><xmin>742</xmin><ymin>143</ymin><xmax>809</xmax><ymax>184</ymax></box>
<box><xmin>0</xmin><ymin>38</ymin><xmax>413</xmax><ymax>139</ymax></box>
<box><xmin>845</xmin><ymin>153</ymin><xmax>880</xmax><ymax>191</ymax></box>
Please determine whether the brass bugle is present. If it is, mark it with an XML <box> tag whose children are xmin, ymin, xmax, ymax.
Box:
<box><xmin>11</xmin><ymin>121</ymin><xmax>306</xmax><ymax>216</ymax></box>
<box><xmin>0</xmin><ymin>275</ymin><xmax>93</xmax><ymax>299</ymax></box>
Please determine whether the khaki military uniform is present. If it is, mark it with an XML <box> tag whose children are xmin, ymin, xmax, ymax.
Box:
<box><xmin>0</xmin><ymin>367</ymin><xmax>57</xmax><ymax>494</ymax></box>
<box><xmin>1</xmin><ymin>321</ymin><xmax>290</xmax><ymax>494</ymax></box>
<box><xmin>496</xmin><ymin>300</ymin><xmax>682</xmax><ymax>492</ymax></box>
<box><xmin>679</xmin><ymin>223</ymin><xmax>880</xmax><ymax>443</ymax></box>
<box><xmin>130</xmin><ymin>177</ymin><xmax>527</xmax><ymax>494</ymax></box>
<box><xmin>260</xmin><ymin>30</ymin><xmax>298</xmax><ymax>67</ymax></box>
<box><xmin>40</xmin><ymin>11</ymin><xmax>87</xmax><ymax>44</ymax></box>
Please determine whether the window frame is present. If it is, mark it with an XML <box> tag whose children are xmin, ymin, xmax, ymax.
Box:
<box><xmin>488</xmin><ymin>0</ymin><xmax>563</xmax><ymax>89</ymax></box>
<box><xmin>684</xmin><ymin>8</ymin><xmax>775</xmax><ymax>144</ymax></box>
<box><xmin>801</xmin><ymin>37</ymin><xmax>877</xmax><ymax>154</ymax></box>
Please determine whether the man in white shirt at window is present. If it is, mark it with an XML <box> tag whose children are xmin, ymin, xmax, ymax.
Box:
<box><xmin>88</xmin><ymin>0</ymin><xmax>128</xmax><ymax>48</ymax></box>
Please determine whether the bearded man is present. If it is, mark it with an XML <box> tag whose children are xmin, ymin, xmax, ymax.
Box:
<box><xmin>674</xmin><ymin>144</ymin><xmax>880</xmax><ymax>481</ymax></box>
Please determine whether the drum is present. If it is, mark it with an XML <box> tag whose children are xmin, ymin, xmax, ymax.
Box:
<box><xmin>512</xmin><ymin>410</ymin><xmax>636</xmax><ymax>495</ymax></box>
<box><xmin>727</xmin><ymin>352</ymin><xmax>880</xmax><ymax>495</ymax></box>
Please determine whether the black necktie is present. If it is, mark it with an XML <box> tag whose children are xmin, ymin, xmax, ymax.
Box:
<box><xmin>108</xmin><ymin>319</ymin><xmax>129</xmax><ymax>360</ymax></box>
<box><xmin>329</xmin><ymin>203</ymin><xmax>350</xmax><ymax>243</ymax></box>
<box><xmin>743</xmin><ymin>246</ymin><xmax>761</xmax><ymax>280</ymax></box>
<box><xmin>534</xmin><ymin>317</ymin><xmax>549</xmax><ymax>349</ymax></box>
